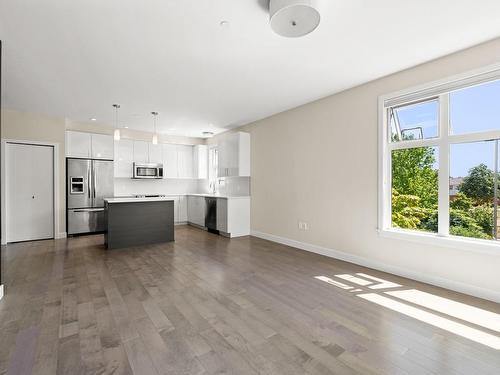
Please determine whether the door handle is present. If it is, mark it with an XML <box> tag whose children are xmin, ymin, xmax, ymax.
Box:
<box><xmin>32</xmin><ymin>195</ymin><xmax>35</xmax><ymax>199</ymax></box>
<box><xmin>73</xmin><ymin>208</ymin><xmax>104</xmax><ymax>213</ymax></box>
<box><xmin>87</xmin><ymin>168</ymin><xmax>91</xmax><ymax>199</ymax></box>
<box><xmin>93</xmin><ymin>166</ymin><xmax>97</xmax><ymax>199</ymax></box>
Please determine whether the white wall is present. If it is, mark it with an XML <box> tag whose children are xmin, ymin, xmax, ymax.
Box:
<box><xmin>235</xmin><ymin>38</ymin><xmax>500</xmax><ymax>302</ymax></box>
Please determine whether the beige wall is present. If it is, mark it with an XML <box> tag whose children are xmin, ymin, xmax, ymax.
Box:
<box><xmin>236</xmin><ymin>38</ymin><xmax>500</xmax><ymax>302</ymax></box>
<box><xmin>1</xmin><ymin>109</ymin><xmax>66</xmax><ymax>235</ymax></box>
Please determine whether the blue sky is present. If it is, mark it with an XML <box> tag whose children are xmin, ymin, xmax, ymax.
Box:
<box><xmin>395</xmin><ymin>80</ymin><xmax>500</xmax><ymax>177</ymax></box>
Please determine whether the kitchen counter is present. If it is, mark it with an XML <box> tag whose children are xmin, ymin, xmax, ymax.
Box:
<box><xmin>104</xmin><ymin>198</ymin><xmax>174</xmax><ymax>249</ymax></box>
<box><xmin>186</xmin><ymin>194</ymin><xmax>250</xmax><ymax>200</ymax></box>
<box><xmin>104</xmin><ymin>197</ymin><xmax>175</xmax><ymax>203</ymax></box>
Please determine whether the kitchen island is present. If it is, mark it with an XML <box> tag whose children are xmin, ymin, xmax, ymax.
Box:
<box><xmin>104</xmin><ymin>197</ymin><xmax>174</xmax><ymax>249</ymax></box>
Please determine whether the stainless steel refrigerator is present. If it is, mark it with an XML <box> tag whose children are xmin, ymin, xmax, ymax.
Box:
<box><xmin>67</xmin><ymin>158</ymin><xmax>114</xmax><ymax>235</ymax></box>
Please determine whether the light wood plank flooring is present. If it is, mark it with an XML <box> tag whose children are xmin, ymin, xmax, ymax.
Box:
<box><xmin>0</xmin><ymin>225</ymin><xmax>499</xmax><ymax>375</ymax></box>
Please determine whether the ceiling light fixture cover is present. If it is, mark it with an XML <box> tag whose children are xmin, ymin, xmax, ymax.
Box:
<box><xmin>270</xmin><ymin>0</ymin><xmax>320</xmax><ymax>38</ymax></box>
<box><xmin>202</xmin><ymin>131</ymin><xmax>214</xmax><ymax>138</ymax></box>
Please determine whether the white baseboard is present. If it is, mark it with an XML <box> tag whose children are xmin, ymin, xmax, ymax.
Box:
<box><xmin>251</xmin><ymin>230</ymin><xmax>500</xmax><ymax>303</ymax></box>
<box><xmin>0</xmin><ymin>285</ymin><xmax>4</xmax><ymax>300</ymax></box>
<box><xmin>56</xmin><ymin>232</ymin><xmax>67</xmax><ymax>239</ymax></box>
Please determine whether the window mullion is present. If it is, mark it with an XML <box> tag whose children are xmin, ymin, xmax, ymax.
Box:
<box><xmin>438</xmin><ymin>93</ymin><xmax>450</xmax><ymax>236</ymax></box>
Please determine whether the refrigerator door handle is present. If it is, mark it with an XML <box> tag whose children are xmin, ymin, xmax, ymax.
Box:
<box><xmin>87</xmin><ymin>168</ymin><xmax>91</xmax><ymax>199</ymax></box>
<box><xmin>72</xmin><ymin>208</ymin><xmax>104</xmax><ymax>213</ymax></box>
<box><xmin>93</xmin><ymin>163</ymin><xmax>96</xmax><ymax>200</ymax></box>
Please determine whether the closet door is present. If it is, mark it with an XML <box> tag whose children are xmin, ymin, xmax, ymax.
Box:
<box><xmin>6</xmin><ymin>143</ymin><xmax>54</xmax><ymax>242</ymax></box>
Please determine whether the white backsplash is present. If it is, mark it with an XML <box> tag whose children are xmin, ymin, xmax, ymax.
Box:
<box><xmin>115</xmin><ymin>176</ymin><xmax>250</xmax><ymax>197</ymax></box>
<box><xmin>114</xmin><ymin>178</ymin><xmax>203</xmax><ymax>196</ymax></box>
<box><xmin>198</xmin><ymin>176</ymin><xmax>251</xmax><ymax>196</ymax></box>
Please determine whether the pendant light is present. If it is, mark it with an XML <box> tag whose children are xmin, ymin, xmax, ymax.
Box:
<box><xmin>113</xmin><ymin>104</ymin><xmax>121</xmax><ymax>141</ymax></box>
<box><xmin>151</xmin><ymin>111</ymin><xmax>159</xmax><ymax>145</ymax></box>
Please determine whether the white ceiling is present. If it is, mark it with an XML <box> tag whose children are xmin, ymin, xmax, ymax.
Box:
<box><xmin>1</xmin><ymin>1</ymin><xmax>500</xmax><ymax>138</ymax></box>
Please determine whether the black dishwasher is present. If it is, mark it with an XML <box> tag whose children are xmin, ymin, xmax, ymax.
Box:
<box><xmin>205</xmin><ymin>197</ymin><xmax>218</xmax><ymax>234</ymax></box>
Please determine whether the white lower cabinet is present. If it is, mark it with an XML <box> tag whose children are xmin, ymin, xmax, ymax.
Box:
<box><xmin>187</xmin><ymin>195</ymin><xmax>206</xmax><ymax>227</ymax></box>
<box><xmin>216</xmin><ymin>198</ymin><xmax>228</xmax><ymax>233</ymax></box>
<box><xmin>178</xmin><ymin>195</ymin><xmax>188</xmax><ymax>222</ymax></box>
<box><xmin>187</xmin><ymin>195</ymin><xmax>250</xmax><ymax>237</ymax></box>
<box><xmin>172</xmin><ymin>196</ymin><xmax>180</xmax><ymax>223</ymax></box>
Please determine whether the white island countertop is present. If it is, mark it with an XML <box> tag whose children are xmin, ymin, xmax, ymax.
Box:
<box><xmin>104</xmin><ymin>197</ymin><xmax>176</xmax><ymax>204</ymax></box>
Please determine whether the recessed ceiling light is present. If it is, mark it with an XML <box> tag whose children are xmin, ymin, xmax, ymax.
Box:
<box><xmin>220</xmin><ymin>20</ymin><xmax>229</xmax><ymax>28</ymax></box>
<box><xmin>90</xmin><ymin>118</ymin><xmax>97</xmax><ymax>121</ymax></box>
<box><xmin>203</xmin><ymin>131</ymin><xmax>214</xmax><ymax>138</ymax></box>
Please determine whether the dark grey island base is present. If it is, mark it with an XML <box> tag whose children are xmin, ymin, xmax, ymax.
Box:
<box><xmin>104</xmin><ymin>198</ymin><xmax>174</xmax><ymax>249</ymax></box>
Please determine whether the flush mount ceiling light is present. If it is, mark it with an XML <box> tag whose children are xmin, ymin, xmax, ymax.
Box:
<box><xmin>112</xmin><ymin>104</ymin><xmax>121</xmax><ymax>141</ymax></box>
<box><xmin>269</xmin><ymin>0</ymin><xmax>320</xmax><ymax>38</ymax></box>
<box><xmin>151</xmin><ymin>111</ymin><xmax>159</xmax><ymax>144</ymax></box>
<box><xmin>202</xmin><ymin>131</ymin><xmax>214</xmax><ymax>138</ymax></box>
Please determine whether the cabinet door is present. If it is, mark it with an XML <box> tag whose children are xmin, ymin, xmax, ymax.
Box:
<box><xmin>66</xmin><ymin>131</ymin><xmax>91</xmax><ymax>158</ymax></box>
<box><xmin>217</xmin><ymin>139</ymin><xmax>228</xmax><ymax>177</ymax></box>
<box><xmin>193</xmin><ymin>145</ymin><xmax>208</xmax><ymax>179</ymax></box>
<box><xmin>216</xmin><ymin>198</ymin><xmax>228</xmax><ymax>233</ymax></box>
<box><xmin>162</xmin><ymin>144</ymin><xmax>178</xmax><ymax>178</ymax></box>
<box><xmin>148</xmin><ymin>143</ymin><xmax>162</xmax><ymax>163</ymax></box>
<box><xmin>173</xmin><ymin>196</ymin><xmax>179</xmax><ymax>223</ymax></box>
<box><xmin>114</xmin><ymin>139</ymin><xmax>134</xmax><ymax>178</ymax></box>
<box><xmin>187</xmin><ymin>196</ymin><xmax>205</xmax><ymax>226</ymax></box>
<box><xmin>177</xmin><ymin>145</ymin><xmax>193</xmax><ymax>178</ymax></box>
<box><xmin>178</xmin><ymin>195</ymin><xmax>188</xmax><ymax>222</ymax></box>
<box><xmin>226</xmin><ymin>133</ymin><xmax>239</xmax><ymax>176</ymax></box>
<box><xmin>133</xmin><ymin>141</ymin><xmax>149</xmax><ymax>163</ymax></box>
<box><xmin>91</xmin><ymin>134</ymin><xmax>114</xmax><ymax>160</ymax></box>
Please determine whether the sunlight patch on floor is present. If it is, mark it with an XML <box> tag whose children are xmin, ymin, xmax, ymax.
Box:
<box><xmin>386</xmin><ymin>289</ymin><xmax>500</xmax><ymax>333</ymax></box>
<box><xmin>314</xmin><ymin>276</ymin><xmax>353</xmax><ymax>290</ymax></box>
<box><xmin>355</xmin><ymin>273</ymin><xmax>402</xmax><ymax>289</ymax></box>
<box><xmin>314</xmin><ymin>272</ymin><xmax>500</xmax><ymax>350</ymax></box>
<box><xmin>335</xmin><ymin>274</ymin><xmax>373</xmax><ymax>286</ymax></box>
<box><xmin>358</xmin><ymin>293</ymin><xmax>500</xmax><ymax>350</ymax></box>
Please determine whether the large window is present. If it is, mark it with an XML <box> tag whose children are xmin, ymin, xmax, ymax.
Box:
<box><xmin>380</xmin><ymin>69</ymin><xmax>500</xmax><ymax>247</ymax></box>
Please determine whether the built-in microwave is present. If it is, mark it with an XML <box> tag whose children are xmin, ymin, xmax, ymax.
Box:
<box><xmin>133</xmin><ymin>162</ymin><xmax>164</xmax><ymax>179</ymax></box>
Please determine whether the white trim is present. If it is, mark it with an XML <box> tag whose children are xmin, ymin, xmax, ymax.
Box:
<box><xmin>382</xmin><ymin>62</ymin><xmax>500</xmax><ymax>108</ymax></box>
<box><xmin>379</xmin><ymin>228</ymin><xmax>500</xmax><ymax>256</ymax></box>
<box><xmin>251</xmin><ymin>230</ymin><xmax>500</xmax><ymax>303</ymax></box>
<box><xmin>57</xmin><ymin>232</ymin><xmax>67</xmax><ymax>239</ymax></box>
<box><xmin>1</xmin><ymin>139</ymin><xmax>61</xmax><ymax>244</ymax></box>
<box><xmin>0</xmin><ymin>285</ymin><xmax>4</xmax><ymax>300</ymax></box>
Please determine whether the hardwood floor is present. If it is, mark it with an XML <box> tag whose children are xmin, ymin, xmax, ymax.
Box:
<box><xmin>0</xmin><ymin>225</ymin><xmax>499</xmax><ymax>375</ymax></box>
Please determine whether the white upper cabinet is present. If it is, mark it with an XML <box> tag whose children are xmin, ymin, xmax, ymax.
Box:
<box><xmin>218</xmin><ymin>132</ymin><xmax>250</xmax><ymax>177</ymax></box>
<box><xmin>133</xmin><ymin>141</ymin><xmax>149</xmax><ymax>163</ymax></box>
<box><xmin>148</xmin><ymin>143</ymin><xmax>163</xmax><ymax>163</ymax></box>
<box><xmin>114</xmin><ymin>139</ymin><xmax>134</xmax><ymax>178</ymax></box>
<box><xmin>91</xmin><ymin>134</ymin><xmax>114</xmax><ymax>160</ymax></box>
<box><xmin>177</xmin><ymin>145</ymin><xmax>194</xmax><ymax>179</ymax></box>
<box><xmin>162</xmin><ymin>144</ymin><xmax>178</xmax><ymax>178</ymax></box>
<box><xmin>66</xmin><ymin>131</ymin><xmax>91</xmax><ymax>158</ymax></box>
<box><xmin>193</xmin><ymin>145</ymin><xmax>208</xmax><ymax>179</ymax></box>
<box><xmin>66</xmin><ymin>131</ymin><xmax>114</xmax><ymax>160</ymax></box>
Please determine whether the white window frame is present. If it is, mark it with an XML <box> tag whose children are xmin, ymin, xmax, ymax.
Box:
<box><xmin>378</xmin><ymin>63</ymin><xmax>500</xmax><ymax>256</ymax></box>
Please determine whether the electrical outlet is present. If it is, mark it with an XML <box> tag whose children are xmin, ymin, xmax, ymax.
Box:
<box><xmin>298</xmin><ymin>221</ymin><xmax>309</xmax><ymax>231</ymax></box>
